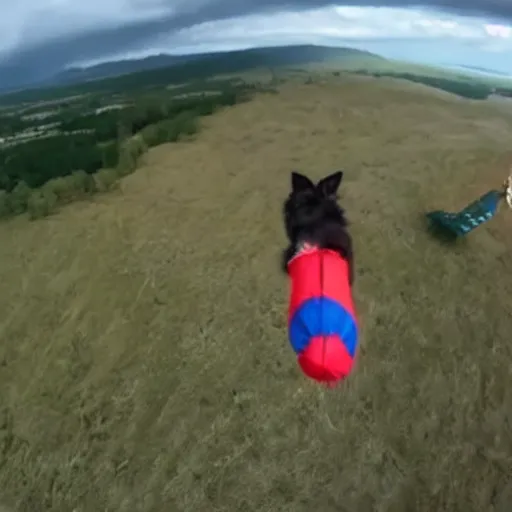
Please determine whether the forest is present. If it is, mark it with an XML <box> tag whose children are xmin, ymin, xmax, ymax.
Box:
<box><xmin>0</xmin><ymin>79</ymin><xmax>264</xmax><ymax>219</ymax></box>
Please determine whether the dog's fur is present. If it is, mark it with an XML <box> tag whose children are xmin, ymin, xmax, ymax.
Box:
<box><xmin>281</xmin><ymin>170</ymin><xmax>355</xmax><ymax>285</ymax></box>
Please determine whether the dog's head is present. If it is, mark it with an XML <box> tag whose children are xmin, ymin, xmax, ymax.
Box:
<box><xmin>283</xmin><ymin>170</ymin><xmax>345</xmax><ymax>243</ymax></box>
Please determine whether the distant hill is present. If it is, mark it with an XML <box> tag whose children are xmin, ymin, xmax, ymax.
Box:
<box><xmin>0</xmin><ymin>44</ymin><xmax>385</xmax><ymax>96</ymax></box>
<box><xmin>55</xmin><ymin>53</ymin><xmax>198</xmax><ymax>85</ymax></box>
<box><xmin>52</xmin><ymin>44</ymin><xmax>385</xmax><ymax>87</ymax></box>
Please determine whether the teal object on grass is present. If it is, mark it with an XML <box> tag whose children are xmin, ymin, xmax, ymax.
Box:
<box><xmin>426</xmin><ymin>190</ymin><xmax>502</xmax><ymax>237</ymax></box>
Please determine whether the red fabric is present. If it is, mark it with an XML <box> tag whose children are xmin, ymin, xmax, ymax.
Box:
<box><xmin>298</xmin><ymin>335</ymin><xmax>353</xmax><ymax>383</ymax></box>
<box><xmin>287</xmin><ymin>247</ymin><xmax>355</xmax><ymax>322</ymax></box>
<box><xmin>287</xmin><ymin>245</ymin><xmax>358</xmax><ymax>386</ymax></box>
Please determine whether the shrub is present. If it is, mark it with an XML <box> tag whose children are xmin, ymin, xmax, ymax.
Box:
<box><xmin>139</xmin><ymin>124</ymin><xmax>161</xmax><ymax>147</ymax></box>
<box><xmin>0</xmin><ymin>190</ymin><xmax>9</xmax><ymax>218</ymax></box>
<box><xmin>43</xmin><ymin>176</ymin><xmax>75</xmax><ymax>204</ymax></box>
<box><xmin>100</xmin><ymin>140</ymin><xmax>120</xmax><ymax>168</ymax></box>
<box><xmin>70</xmin><ymin>170</ymin><xmax>97</xmax><ymax>195</ymax></box>
<box><xmin>7</xmin><ymin>181</ymin><xmax>32</xmax><ymax>214</ymax></box>
<box><xmin>94</xmin><ymin>168</ymin><xmax>120</xmax><ymax>193</ymax></box>
<box><xmin>27</xmin><ymin>188</ymin><xmax>58</xmax><ymax>219</ymax></box>
<box><xmin>117</xmin><ymin>134</ymin><xmax>148</xmax><ymax>176</ymax></box>
<box><xmin>172</xmin><ymin>111</ymin><xmax>199</xmax><ymax>140</ymax></box>
<box><xmin>140</xmin><ymin>112</ymin><xmax>199</xmax><ymax>147</ymax></box>
<box><xmin>42</xmin><ymin>170</ymin><xmax>96</xmax><ymax>206</ymax></box>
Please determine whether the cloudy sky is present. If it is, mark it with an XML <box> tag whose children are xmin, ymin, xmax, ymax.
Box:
<box><xmin>1</xmin><ymin>0</ymin><xmax>512</xmax><ymax>87</ymax></box>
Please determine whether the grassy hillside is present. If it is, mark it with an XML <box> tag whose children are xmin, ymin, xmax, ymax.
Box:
<box><xmin>1</xmin><ymin>72</ymin><xmax>512</xmax><ymax>511</ymax></box>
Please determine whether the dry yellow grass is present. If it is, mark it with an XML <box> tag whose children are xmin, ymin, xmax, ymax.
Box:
<box><xmin>2</xmin><ymin>75</ymin><xmax>512</xmax><ymax>511</ymax></box>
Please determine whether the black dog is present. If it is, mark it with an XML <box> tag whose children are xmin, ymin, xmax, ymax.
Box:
<box><xmin>281</xmin><ymin>170</ymin><xmax>354</xmax><ymax>285</ymax></box>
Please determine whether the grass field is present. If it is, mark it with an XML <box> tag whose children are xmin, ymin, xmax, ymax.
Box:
<box><xmin>2</xmin><ymin>73</ymin><xmax>512</xmax><ymax>511</ymax></box>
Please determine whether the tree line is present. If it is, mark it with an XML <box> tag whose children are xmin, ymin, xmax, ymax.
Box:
<box><xmin>0</xmin><ymin>85</ymin><xmax>250</xmax><ymax>193</ymax></box>
<box><xmin>0</xmin><ymin>82</ymin><xmax>268</xmax><ymax>220</ymax></box>
<box><xmin>354</xmin><ymin>70</ymin><xmax>497</xmax><ymax>100</ymax></box>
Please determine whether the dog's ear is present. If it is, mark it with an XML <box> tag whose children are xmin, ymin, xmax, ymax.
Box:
<box><xmin>291</xmin><ymin>172</ymin><xmax>315</xmax><ymax>193</ymax></box>
<box><xmin>317</xmin><ymin>171</ymin><xmax>344</xmax><ymax>198</ymax></box>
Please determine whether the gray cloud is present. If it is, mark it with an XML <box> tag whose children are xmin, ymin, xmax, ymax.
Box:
<box><xmin>1</xmin><ymin>0</ymin><xmax>512</xmax><ymax>88</ymax></box>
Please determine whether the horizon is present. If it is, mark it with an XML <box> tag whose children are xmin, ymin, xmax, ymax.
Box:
<box><xmin>2</xmin><ymin>2</ymin><xmax>512</xmax><ymax>88</ymax></box>
<box><xmin>65</xmin><ymin>42</ymin><xmax>512</xmax><ymax>80</ymax></box>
